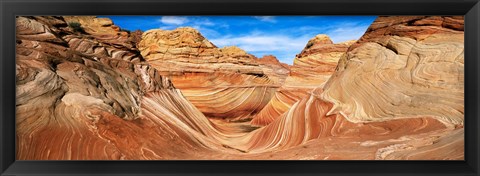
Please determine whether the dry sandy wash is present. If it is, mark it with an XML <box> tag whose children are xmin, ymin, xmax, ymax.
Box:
<box><xmin>15</xmin><ymin>16</ymin><xmax>464</xmax><ymax>160</ymax></box>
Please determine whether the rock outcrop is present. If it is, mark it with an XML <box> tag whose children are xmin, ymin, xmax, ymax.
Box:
<box><xmin>251</xmin><ymin>34</ymin><xmax>354</xmax><ymax>126</ymax></box>
<box><xmin>241</xmin><ymin>88</ymin><xmax>457</xmax><ymax>155</ymax></box>
<box><xmin>322</xmin><ymin>16</ymin><xmax>464</xmax><ymax>125</ymax></box>
<box><xmin>16</xmin><ymin>16</ymin><xmax>464</xmax><ymax>160</ymax></box>
<box><xmin>16</xmin><ymin>16</ymin><xmax>230</xmax><ymax>159</ymax></box>
<box><xmin>249</xmin><ymin>87</ymin><xmax>310</xmax><ymax>126</ymax></box>
<box><xmin>284</xmin><ymin>34</ymin><xmax>355</xmax><ymax>88</ymax></box>
<box><xmin>63</xmin><ymin>16</ymin><xmax>139</xmax><ymax>50</ymax></box>
<box><xmin>248</xmin><ymin>16</ymin><xmax>464</xmax><ymax>159</ymax></box>
<box><xmin>138</xmin><ymin>28</ymin><xmax>289</xmax><ymax>120</ymax></box>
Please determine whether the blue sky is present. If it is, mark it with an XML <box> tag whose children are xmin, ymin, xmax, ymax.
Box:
<box><xmin>102</xmin><ymin>16</ymin><xmax>376</xmax><ymax>65</ymax></box>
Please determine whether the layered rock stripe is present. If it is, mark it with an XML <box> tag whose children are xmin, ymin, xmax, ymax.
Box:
<box><xmin>138</xmin><ymin>27</ymin><xmax>289</xmax><ymax>121</ymax></box>
<box><xmin>16</xmin><ymin>16</ymin><xmax>463</xmax><ymax>160</ymax></box>
<box><xmin>251</xmin><ymin>35</ymin><xmax>356</xmax><ymax>126</ymax></box>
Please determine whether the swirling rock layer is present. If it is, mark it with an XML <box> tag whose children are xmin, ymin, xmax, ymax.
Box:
<box><xmin>138</xmin><ymin>28</ymin><xmax>289</xmax><ymax>120</ymax></box>
<box><xmin>239</xmin><ymin>88</ymin><xmax>459</xmax><ymax>156</ymax></box>
<box><xmin>284</xmin><ymin>35</ymin><xmax>355</xmax><ymax>88</ymax></box>
<box><xmin>16</xmin><ymin>16</ymin><xmax>224</xmax><ymax>160</ymax></box>
<box><xmin>17</xmin><ymin>16</ymin><xmax>464</xmax><ymax>160</ymax></box>
<box><xmin>251</xmin><ymin>35</ymin><xmax>353</xmax><ymax>126</ymax></box>
<box><xmin>250</xmin><ymin>87</ymin><xmax>310</xmax><ymax>126</ymax></box>
<box><xmin>246</xmin><ymin>16</ymin><xmax>463</xmax><ymax>158</ymax></box>
<box><xmin>322</xmin><ymin>16</ymin><xmax>464</xmax><ymax>125</ymax></box>
<box><xmin>63</xmin><ymin>16</ymin><xmax>140</xmax><ymax>50</ymax></box>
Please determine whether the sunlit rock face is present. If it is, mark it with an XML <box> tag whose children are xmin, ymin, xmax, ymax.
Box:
<box><xmin>15</xmin><ymin>16</ymin><xmax>230</xmax><ymax>160</ymax></box>
<box><xmin>322</xmin><ymin>16</ymin><xmax>464</xmax><ymax>125</ymax></box>
<box><xmin>251</xmin><ymin>35</ymin><xmax>353</xmax><ymax>126</ymax></box>
<box><xmin>257</xmin><ymin>55</ymin><xmax>291</xmax><ymax>85</ymax></box>
<box><xmin>284</xmin><ymin>35</ymin><xmax>355</xmax><ymax>88</ymax></box>
<box><xmin>247</xmin><ymin>16</ymin><xmax>463</xmax><ymax>159</ymax></box>
<box><xmin>238</xmin><ymin>89</ymin><xmax>460</xmax><ymax>158</ymax></box>
<box><xmin>63</xmin><ymin>16</ymin><xmax>140</xmax><ymax>50</ymax></box>
<box><xmin>138</xmin><ymin>28</ymin><xmax>289</xmax><ymax>120</ymax></box>
<box><xmin>16</xmin><ymin>16</ymin><xmax>464</xmax><ymax>160</ymax></box>
<box><xmin>250</xmin><ymin>87</ymin><xmax>310</xmax><ymax>126</ymax></box>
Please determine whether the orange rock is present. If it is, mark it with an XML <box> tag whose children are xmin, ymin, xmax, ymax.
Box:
<box><xmin>138</xmin><ymin>27</ymin><xmax>289</xmax><ymax>120</ymax></box>
<box><xmin>63</xmin><ymin>16</ymin><xmax>137</xmax><ymax>49</ymax></box>
<box><xmin>16</xmin><ymin>16</ymin><xmax>224</xmax><ymax>160</ymax></box>
<box><xmin>16</xmin><ymin>16</ymin><xmax>464</xmax><ymax>160</ymax></box>
<box><xmin>322</xmin><ymin>16</ymin><xmax>464</xmax><ymax>125</ymax></box>
<box><xmin>251</xmin><ymin>35</ymin><xmax>355</xmax><ymax>126</ymax></box>
<box><xmin>284</xmin><ymin>34</ymin><xmax>355</xmax><ymax>88</ymax></box>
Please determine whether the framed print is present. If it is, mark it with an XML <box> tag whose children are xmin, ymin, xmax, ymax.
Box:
<box><xmin>1</xmin><ymin>0</ymin><xmax>479</xmax><ymax>175</ymax></box>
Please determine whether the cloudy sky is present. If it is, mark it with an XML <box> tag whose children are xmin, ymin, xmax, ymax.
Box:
<box><xmin>103</xmin><ymin>16</ymin><xmax>376</xmax><ymax>65</ymax></box>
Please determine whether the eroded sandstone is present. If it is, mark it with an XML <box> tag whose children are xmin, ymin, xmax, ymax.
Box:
<box><xmin>16</xmin><ymin>16</ymin><xmax>464</xmax><ymax>160</ymax></box>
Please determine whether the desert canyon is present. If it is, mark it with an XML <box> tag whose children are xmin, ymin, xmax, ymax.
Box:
<box><xmin>16</xmin><ymin>16</ymin><xmax>464</xmax><ymax>160</ymax></box>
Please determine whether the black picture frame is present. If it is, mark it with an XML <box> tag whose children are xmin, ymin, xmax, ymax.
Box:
<box><xmin>1</xmin><ymin>0</ymin><xmax>479</xmax><ymax>175</ymax></box>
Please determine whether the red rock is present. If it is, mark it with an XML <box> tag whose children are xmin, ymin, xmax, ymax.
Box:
<box><xmin>138</xmin><ymin>28</ymin><xmax>289</xmax><ymax>120</ymax></box>
<box><xmin>284</xmin><ymin>35</ymin><xmax>355</xmax><ymax>88</ymax></box>
<box><xmin>16</xmin><ymin>16</ymin><xmax>464</xmax><ymax>160</ymax></box>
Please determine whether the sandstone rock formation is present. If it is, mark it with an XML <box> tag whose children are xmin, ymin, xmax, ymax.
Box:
<box><xmin>250</xmin><ymin>87</ymin><xmax>310</xmax><ymax>126</ymax></box>
<box><xmin>257</xmin><ymin>55</ymin><xmax>291</xmax><ymax>84</ymax></box>
<box><xmin>138</xmin><ymin>28</ymin><xmax>289</xmax><ymax>120</ymax></box>
<box><xmin>249</xmin><ymin>16</ymin><xmax>463</xmax><ymax>159</ymax></box>
<box><xmin>63</xmin><ymin>16</ymin><xmax>138</xmax><ymax>50</ymax></box>
<box><xmin>16</xmin><ymin>16</ymin><xmax>464</xmax><ymax>160</ymax></box>
<box><xmin>284</xmin><ymin>34</ymin><xmax>355</xmax><ymax>88</ymax></box>
<box><xmin>322</xmin><ymin>16</ymin><xmax>464</xmax><ymax>125</ymax></box>
<box><xmin>16</xmin><ymin>16</ymin><xmax>231</xmax><ymax>159</ymax></box>
<box><xmin>240</xmin><ymin>88</ymin><xmax>458</xmax><ymax>155</ymax></box>
<box><xmin>251</xmin><ymin>35</ymin><xmax>354</xmax><ymax>126</ymax></box>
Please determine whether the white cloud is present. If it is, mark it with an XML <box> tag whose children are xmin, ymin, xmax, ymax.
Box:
<box><xmin>158</xmin><ymin>25</ymin><xmax>176</xmax><ymax>30</ymax></box>
<box><xmin>326</xmin><ymin>25</ymin><xmax>369</xmax><ymax>43</ymax></box>
<box><xmin>154</xmin><ymin>16</ymin><xmax>372</xmax><ymax>65</ymax></box>
<box><xmin>208</xmin><ymin>22</ymin><xmax>371</xmax><ymax>65</ymax></box>
<box><xmin>210</xmin><ymin>34</ymin><xmax>310</xmax><ymax>64</ymax></box>
<box><xmin>211</xmin><ymin>35</ymin><xmax>305</xmax><ymax>52</ymax></box>
<box><xmin>160</xmin><ymin>16</ymin><xmax>189</xmax><ymax>25</ymax></box>
<box><xmin>193</xmin><ymin>18</ymin><xmax>215</xmax><ymax>26</ymax></box>
<box><xmin>253</xmin><ymin>16</ymin><xmax>276</xmax><ymax>23</ymax></box>
<box><xmin>190</xmin><ymin>25</ymin><xmax>221</xmax><ymax>38</ymax></box>
<box><xmin>158</xmin><ymin>16</ymin><xmax>225</xmax><ymax>38</ymax></box>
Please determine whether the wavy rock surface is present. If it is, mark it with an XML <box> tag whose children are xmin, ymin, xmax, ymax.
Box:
<box><xmin>248</xmin><ymin>16</ymin><xmax>463</xmax><ymax>159</ymax></box>
<box><xmin>17</xmin><ymin>16</ymin><xmax>463</xmax><ymax>160</ymax></box>
<box><xmin>322</xmin><ymin>16</ymin><xmax>464</xmax><ymax>125</ymax></box>
<box><xmin>251</xmin><ymin>35</ymin><xmax>353</xmax><ymax>126</ymax></box>
<box><xmin>138</xmin><ymin>28</ymin><xmax>289</xmax><ymax>120</ymax></box>
<box><xmin>250</xmin><ymin>87</ymin><xmax>309</xmax><ymax>126</ymax></box>
<box><xmin>238</xmin><ymin>89</ymin><xmax>459</xmax><ymax>156</ymax></box>
<box><xmin>63</xmin><ymin>16</ymin><xmax>139</xmax><ymax>50</ymax></box>
<box><xmin>16</xmin><ymin>16</ymin><xmax>232</xmax><ymax>160</ymax></box>
<box><xmin>284</xmin><ymin>35</ymin><xmax>355</xmax><ymax>88</ymax></box>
